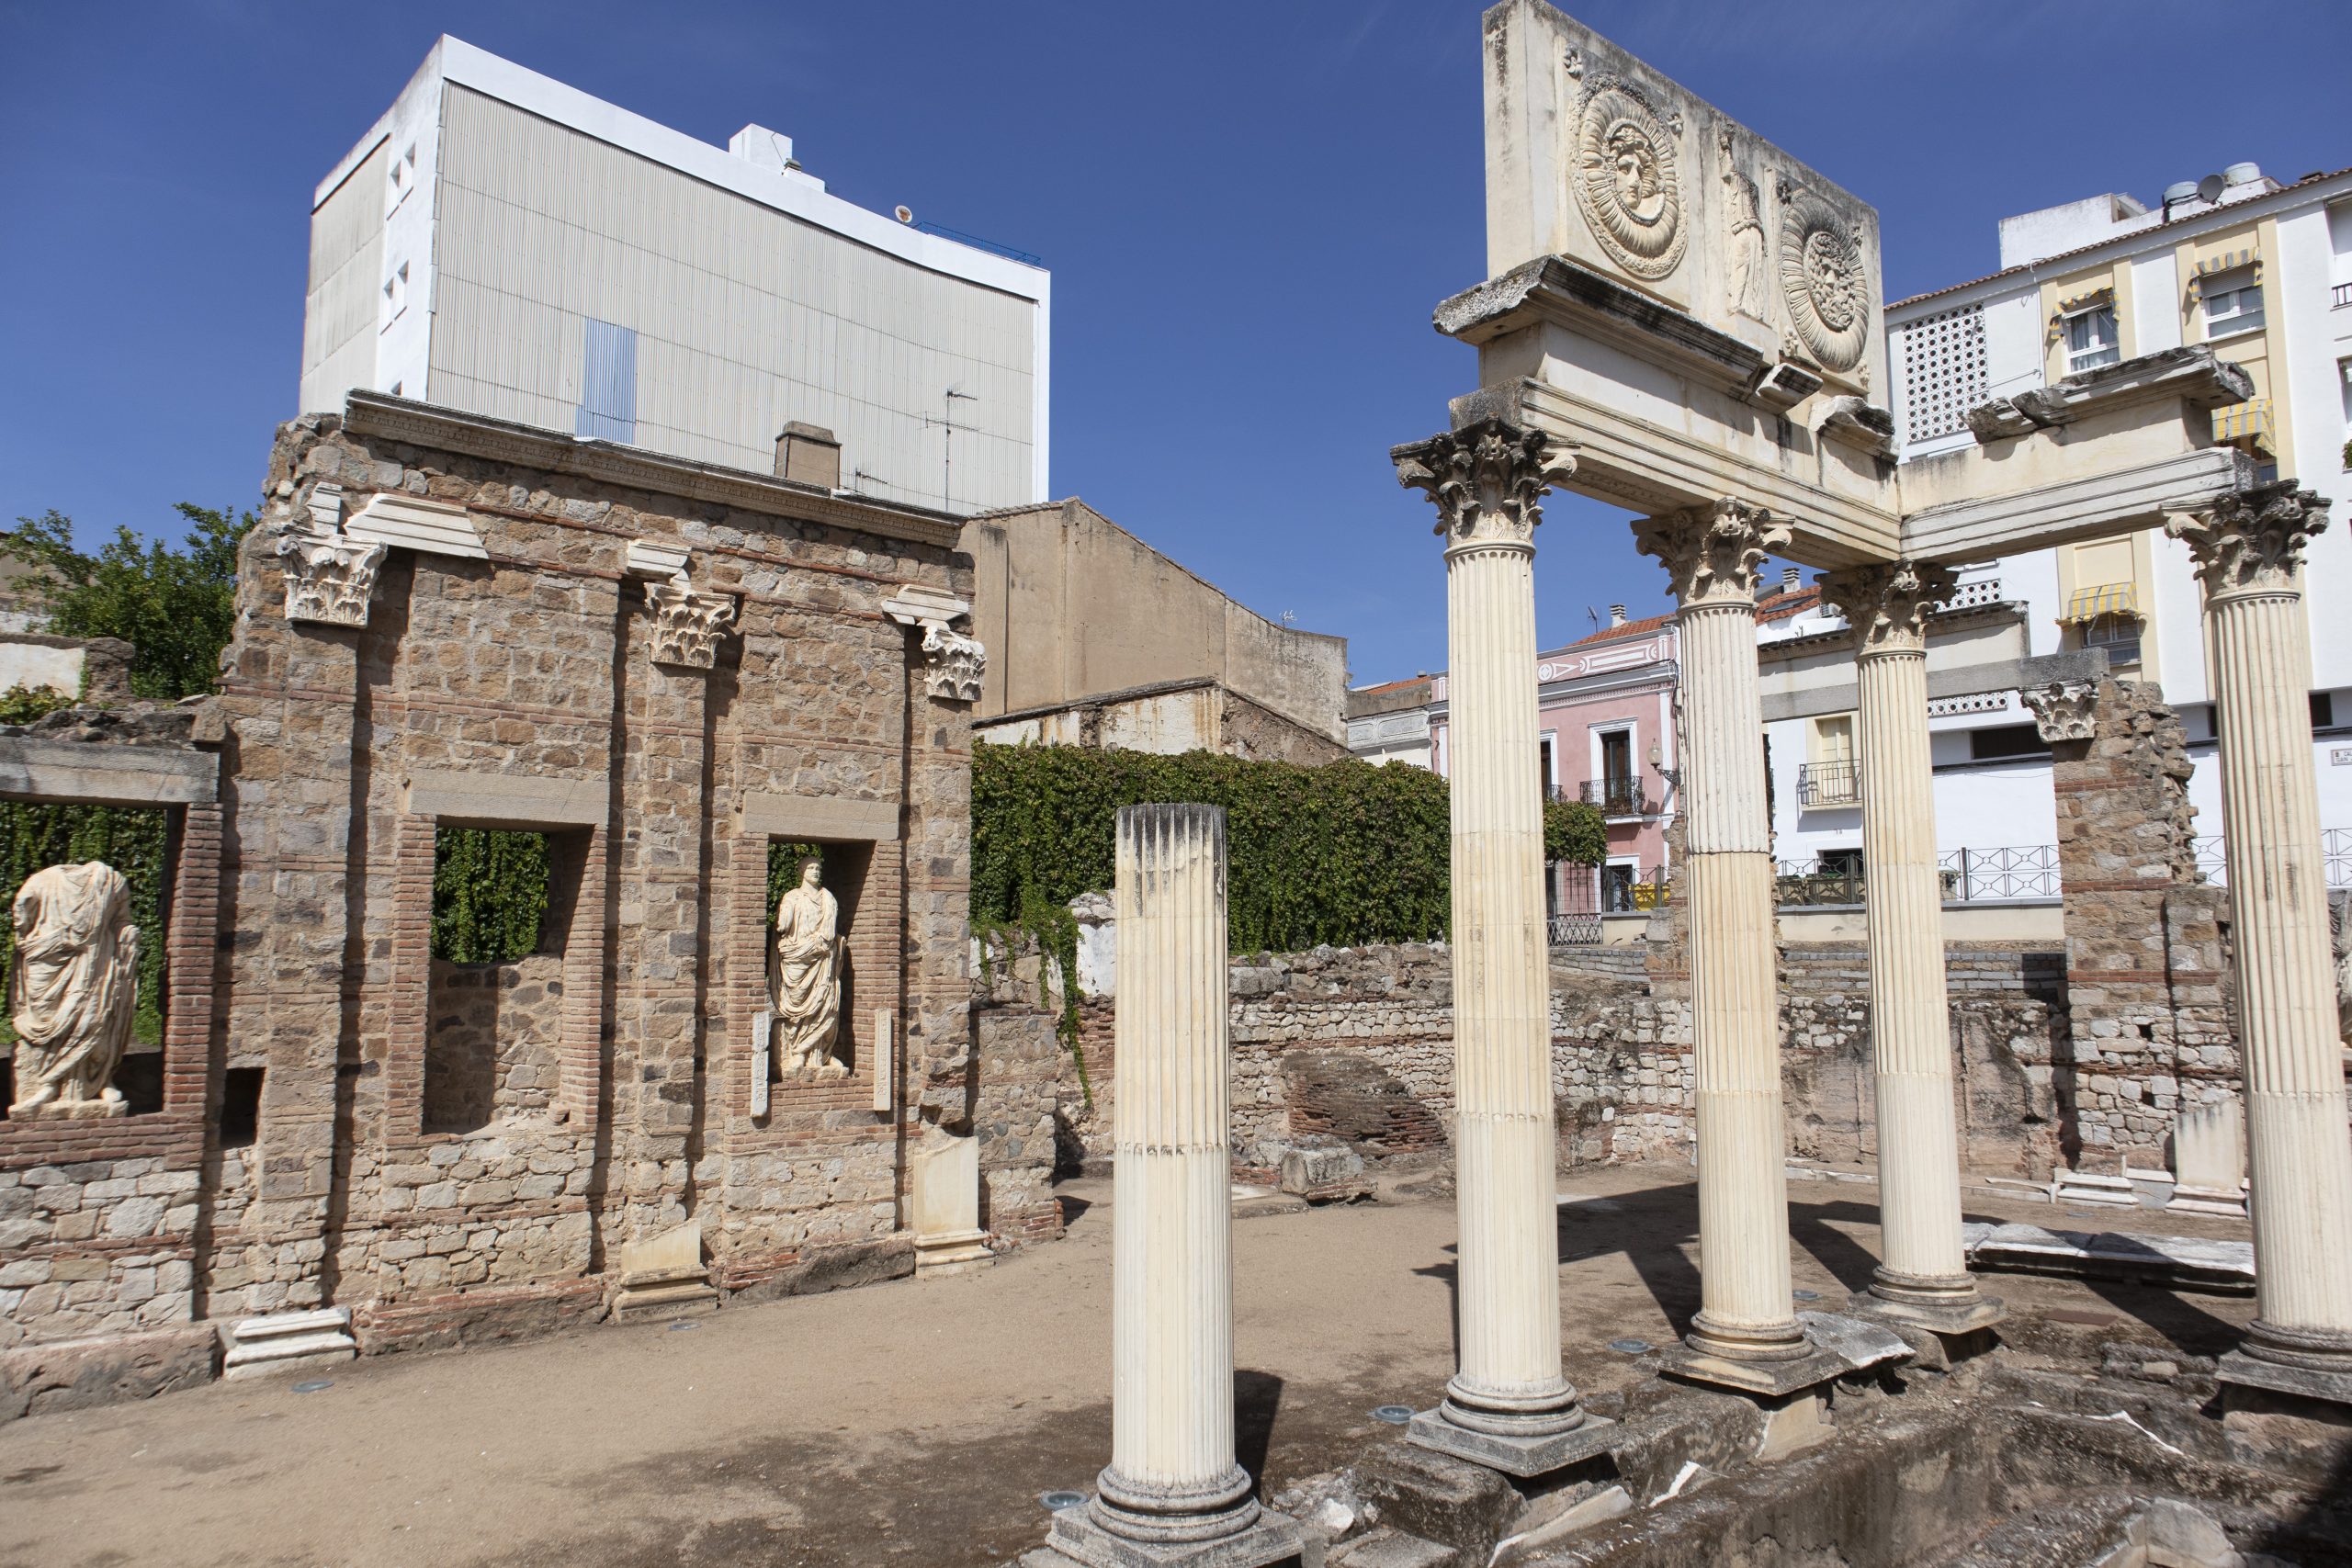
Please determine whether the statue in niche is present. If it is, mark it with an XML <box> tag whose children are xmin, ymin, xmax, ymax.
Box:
<box><xmin>9</xmin><ymin>863</ymin><xmax>139</xmax><ymax>1119</ymax></box>
<box><xmin>771</xmin><ymin>858</ymin><xmax>847</xmax><ymax>1078</ymax></box>
<box><xmin>1725</xmin><ymin>168</ymin><xmax>1771</xmax><ymax>322</ymax></box>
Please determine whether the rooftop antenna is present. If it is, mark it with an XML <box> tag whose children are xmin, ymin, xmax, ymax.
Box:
<box><xmin>1586</xmin><ymin>605</ymin><xmax>1600</xmax><ymax>631</ymax></box>
<box><xmin>924</xmin><ymin>386</ymin><xmax>979</xmax><ymax>511</ymax></box>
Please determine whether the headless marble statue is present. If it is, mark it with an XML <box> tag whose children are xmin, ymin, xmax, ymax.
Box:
<box><xmin>772</xmin><ymin>859</ymin><xmax>847</xmax><ymax>1077</ymax></box>
<box><xmin>10</xmin><ymin>862</ymin><xmax>139</xmax><ymax>1119</ymax></box>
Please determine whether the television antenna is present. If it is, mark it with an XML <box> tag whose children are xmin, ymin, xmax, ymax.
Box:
<box><xmin>924</xmin><ymin>386</ymin><xmax>979</xmax><ymax>512</ymax></box>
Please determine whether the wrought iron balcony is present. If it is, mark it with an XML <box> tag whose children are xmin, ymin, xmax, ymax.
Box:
<box><xmin>1578</xmin><ymin>776</ymin><xmax>1650</xmax><ymax>817</ymax></box>
<box><xmin>1795</xmin><ymin>760</ymin><xmax>1861</xmax><ymax>807</ymax></box>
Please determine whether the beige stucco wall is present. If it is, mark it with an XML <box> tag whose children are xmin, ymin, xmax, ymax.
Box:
<box><xmin>967</xmin><ymin>499</ymin><xmax>1347</xmax><ymax>741</ymax></box>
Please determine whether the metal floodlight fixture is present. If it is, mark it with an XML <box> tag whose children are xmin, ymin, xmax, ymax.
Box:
<box><xmin>894</xmin><ymin>204</ymin><xmax>914</xmax><ymax>223</ymax></box>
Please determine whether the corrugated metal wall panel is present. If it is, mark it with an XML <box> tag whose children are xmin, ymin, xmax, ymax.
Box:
<box><xmin>429</xmin><ymin>85</ymin><xmax>1036</xmax><ymax>504</ymax></box>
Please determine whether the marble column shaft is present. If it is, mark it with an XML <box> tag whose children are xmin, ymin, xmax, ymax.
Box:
<box><xmin>1637</xmin><ymin>501</ymin><xmax>1806</xmax><ymax>1362</ymax></box>
<box><xmin>2169</xmin><ymin>486</ymin><xmax>2352</xmax><ymax>1368</ymax></box>
<box><xmin>1820</xmin><ymin>562</ymin><xmax>1987</xmax><ymax>1313</ymax></box>
<box><xmin>1394</xmin><ymin>420</ymin><xmax>1588</xmax><ymax>1438</ymax></box>
<box><xmin>1094</xmin><ymin>803</ymin><xmax>1259</xmax><ymax>1540</ymax></box>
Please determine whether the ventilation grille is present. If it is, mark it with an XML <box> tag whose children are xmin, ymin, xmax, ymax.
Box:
<box><xmin>1899</xmin><ymin>304</ymin><xmax>1989</xmax><ymax>446</ymax></box>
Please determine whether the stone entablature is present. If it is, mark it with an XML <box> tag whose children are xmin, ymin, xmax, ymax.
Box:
<box><xmin>0</xmin><ymin>394</ymin><xmax>1010</xmax><ymax>1368</ymax></box>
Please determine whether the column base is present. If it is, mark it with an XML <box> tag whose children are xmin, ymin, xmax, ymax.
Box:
<box><xmin>2218</xmin><ymin>1321</ymin><xmax>2352</xmax><ymax>1409</ymax></box>
<box><xmin>1405</xmin><ymin>1407</ymin><xmax>1618</xmax><ymax>1480</ymax></box>
<box><xmin>1847</xmin><ymin>1287</ymin><xmax>2004</xmax><ymax>1370</ymax></box>
<box><xmin>1041</xmin><ymin>1466</ymin><xmax>1300</xmax><ymax>1568</ymax></box>
<box><xmin>1657</xmin><ymin>1334</ymin><xmax>1849</xmax><ymax>1400</ymax></box>
<box><xmin>1039</xmin><ymin>1511</ymin><xmax>1302</xmax><ymax>1568</ymax></box>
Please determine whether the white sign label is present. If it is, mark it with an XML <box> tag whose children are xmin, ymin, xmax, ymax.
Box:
<box><xmin>2334</xmin><ymin>748</ymin><xmax>2352</xmax><ymax>766</ymax></box>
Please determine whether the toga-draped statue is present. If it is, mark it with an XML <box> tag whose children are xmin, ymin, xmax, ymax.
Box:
<box><xmin>10</xmin><ymin>862</ymin><xmax>139</xmax><ymax>1119</ymax></box>
<box><xmin>772</xmin><ymin>858</ymin><xmax>847</xmax><ymax>1078</ymax></box>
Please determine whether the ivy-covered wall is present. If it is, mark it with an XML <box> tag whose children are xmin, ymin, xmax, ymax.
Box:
<box><xmin>971</xmin><ymin>742</ymin><xmax>1603</xmax><ymax>953</ymax></box>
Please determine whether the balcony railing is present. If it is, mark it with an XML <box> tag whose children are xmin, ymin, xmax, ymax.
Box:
<box><xmin>1796</xmin><ymin>760</ymin><xmax>1861</xmax><ymax>807</ymax></box>
<box><xmin>2194</xmin><ymin>829</ymin><xmax>2352</xmax><ymax>888</ymax></box>
<box><xmin>1775</xmin><ymin>857</ymin><xmax>1866</xmax><ymax>906</ymax></box>
<box><xmin>1578</xmin><ymin>776</ymin><xmax>1651</xmax><ymax>816</ymax></box>
<box><xmin>2333</xmin><ymin>281</ymin><xmax>2352</xmax><ymax>309</ymax></box>
<box><xmin>1939</xmin><ymin>844</ymin><xmax>2060</xmax><ymax>901</ymax></box>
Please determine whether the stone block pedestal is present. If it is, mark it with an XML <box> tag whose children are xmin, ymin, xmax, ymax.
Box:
<box><xmin>609</xmin><ymin>1219</ymin><xmax>718</xmax><ymax>1323</ymax></box>
<box><xmin>1037</xmin><ymin>1504</ymin><xmax>1304</xmax><ymax>1568</ymax></box>
<box><xmin>221</xmin><ymin>1306</ymin><xmax>357</xmax><ymax>1381</ymax></box>
<box><xmin>1403</xmin><ymin>1410</ymin><xmax>1617</xmax><ymax>1480</ymax></box>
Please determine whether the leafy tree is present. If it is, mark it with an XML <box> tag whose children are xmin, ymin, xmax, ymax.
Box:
<box><xmin>1543</xmin><ymin>796</ymin><xmax>1607</xmax><ymax>869</ymax></box>
<box><xmin>9</xmin><ymin>503</ymin><xmax>257</xmax><ymax>700</ymax></box>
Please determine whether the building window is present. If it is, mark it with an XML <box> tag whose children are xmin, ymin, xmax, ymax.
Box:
<box><xmin>2202</xmin><ymin>266</ymin><xmax>2266</xmax><ymax>341</ymax></box>
<box><xmin>381</xmin><ymin>261</ymin><xmax>408</xmax><ymax>330</ymax></box>
<box><xmin>2313</xmin><ymin>692</ymin><xmax>2336</xmax><ymax>732</ymax></box>
<box><xmin>1538</xmin><ymin>734</ymin><xmax>1556</xmax><ymax>800</ymax></box>
<box><xmin>2083</xmin><ymin>612</ymin><xmax>2142</xmax><ymax>668</ymax></box>
<box><xmin>387</xmin><ymin>142</ymin><xmax>416</xmax><ymax>212</ymax></box>
<box><xmin>576</xmin><ymin>319</ymin><xmax>639</xmax><ymax>443</ymax></box>
<box><xmin>1970</xmin><ymin>723</ymin><xmax>2050</xmax><ymax>761</ymax></box>
<box><xmin>2063</xmin><ymin>305</ymin><xmax>2121</xmax><ymax>374</ymax></box>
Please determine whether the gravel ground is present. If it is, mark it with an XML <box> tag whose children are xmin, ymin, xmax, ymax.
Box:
<box><xmin>0</xmin><ymin>1165</ymin><xmax>2255</xmax><ymax>1567</ymax></box>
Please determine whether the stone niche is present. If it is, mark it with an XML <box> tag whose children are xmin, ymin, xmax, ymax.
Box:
<box><xmin>1480</xmin><ymin>0</ymin><xmax>1887</xmax><ymax>400</ymax></box>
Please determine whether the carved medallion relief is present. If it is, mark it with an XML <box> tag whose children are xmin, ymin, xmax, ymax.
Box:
<box><xmin>1776</xmin><ymin>184</ymin><xmax>1871</xmax><ymax>374</ymax></box>
<box><xmin>1571</xmin><ymin>74</ymin><xmax>1687</xmax><ymax>281</ymax></box>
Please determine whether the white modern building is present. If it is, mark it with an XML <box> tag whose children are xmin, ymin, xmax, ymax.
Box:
<box><xmin>1769</xmin><ymin>159</ymin><xmax>2352</xmax><ymax>891</ymax></box>
<box><xmin>300</xmin><ymin>37</ymin><xmax>1050</xmax><ymax>515</ymax></box>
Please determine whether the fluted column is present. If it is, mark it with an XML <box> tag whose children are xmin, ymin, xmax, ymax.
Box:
<box><xmin>1391</xmin><ymin>420</ymin><xmax>1611</xmax><ymax>1474</ymax></box>
<box><xmin>1635</xmin><ymin>501</ymin><xmax>1810</xmax><ymax>1370</ymax></box>
<box><xmin>1091</xmin><ymin>806</ymin><xmax>1253</xmax><ymax>1544</ymax></box>
<box><xmin>1818</xmin><ymin>562</ymin><xmax>2001</xmax><ymax>1336</ymax></box>
<box><xmin>2168</xmin><ymin>485</ymin><xmax>2352</xmax><ymax>1395</ymax></box>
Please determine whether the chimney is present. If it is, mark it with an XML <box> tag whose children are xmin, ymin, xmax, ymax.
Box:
<box><xmin>1608</xmin><ymin>604</ymin><xmax>1626</xmax><ymax>627</ymax></box>
<box><xmin>776</xmin><ymin>423</ymin><xmax>842</xmax><ymax>490</ymax></box>
<box><xmin>1782</xmin><ymin>568</ymin><xmax>1801</xmax><ymax>591</ymax></box>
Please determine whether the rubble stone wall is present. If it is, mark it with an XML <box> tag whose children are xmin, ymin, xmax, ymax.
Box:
<box><xmin>989</xmin><ymin>940</ymin><xmax>2070</xmax><ymax>1181</ymax></box>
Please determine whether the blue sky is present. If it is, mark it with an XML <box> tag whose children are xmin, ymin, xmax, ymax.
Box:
<box><xmin>4</xmin><ymin>1</ymin><xmax>2348</xmax><ymax>686</ymax></box>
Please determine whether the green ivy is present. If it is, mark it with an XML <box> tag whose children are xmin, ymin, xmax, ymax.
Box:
<box><xmin>766</xmin><ymin>840</ymin><xmax>827</xmax><ymax>919</ymax></box>
<box><xmin>971</xmin><ymin>742</ymin><xmax>1606</xmax><ymax>955</ymax></box>
<box><xmin>431</xmin><ymin>829</ymin><xmax>551</xmax><ymax>964</ymax></box>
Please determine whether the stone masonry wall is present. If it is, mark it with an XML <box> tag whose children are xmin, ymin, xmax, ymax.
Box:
<box><xmin>0</xmin><ymin>397</ymin><xmax>994</xmax><ymax>1370</ymax></box>
<box><xmin>985</xmin><ymin>938</ymin><xmax>2070</xmax><ymax>1182</ymax></box>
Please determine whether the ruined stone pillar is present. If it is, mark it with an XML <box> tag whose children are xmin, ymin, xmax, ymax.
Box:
<box><xmin>1046</xmin><ymin>805</ymin><xmax>1298</xmax><ymax>1568</ymax></box>
<box><xmin>1386</xmin><ymin>420</ymin><xmax>1612</xmax><ymax>1476</ymax></box>
<box><xmin>2168</xmin><ymin>484</ymin><xmax>2352</xmax><ymax>1402</ymax></box>
<box><xmin>1819</xmin><ymin>562</ymin><xmax>2002</xmax><ymax>1341</ymax></box>
<box><xmin>1637</xmin><ymin>502</ymin><xmax>1830</xmax><ymax>1393</ymax></box>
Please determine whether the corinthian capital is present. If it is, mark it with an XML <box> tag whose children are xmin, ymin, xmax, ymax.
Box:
<box><xmin>1391</xmin><ymin>418</ymin><xmax>1576</xmax><ymax>550</ymax></box>
<box><xmin>2024</xmin><ymin>679</ymin><xmax>2098</xmax><ymax>742</ymax></box>
<box><xmin>2165</xmin><ymin>481</ymin><xmax>2331</xmax><ymax>600</ymax></box>
<box><xmin>1816</xmin><ymin>558</ymin><xmax>1956</xmax><ymax>657</ymax></box>
<box><xmin>644</xmin><ymin>575</ymin><xmax>741</xmax><ymax>670</ymax></box>
<box><xmin>1633</xmin><ymin>499</ymin><xmax>1792</xmax><ymax>609</ymax></box>
<box><xmin>277</xmin><ymin>484</ymin><xmax>387</xmax><ymax>628</ymax></box>
<box><xmin>882</xmin><ymin>583</ymin><xmax>986</xmax><ymax>704</ymax></box>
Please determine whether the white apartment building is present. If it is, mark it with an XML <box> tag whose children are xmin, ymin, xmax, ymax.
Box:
<box><xmin>300</xmin><ymin>37</ymin><xmax>1050</xmax><ymax>515</ymax></box>
<box><xmin>1770</xmin><ymin>159</ymin><xmax>2352</xmax><ymax>895</ymax></box>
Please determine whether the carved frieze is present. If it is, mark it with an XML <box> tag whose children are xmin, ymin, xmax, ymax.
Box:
<box><xmin>1817</xmin><ymin>559</ymin><xmax>1956</xmax><ymax>657</ymax></box>
<box><xmin>644</xmin><ymin>575</ymin><xmax>741</xmax><ymax>670</ymax></box>
<box><xmin>1778</xmin><ymin>186</ymin><xmax>1871</xmax><ymax>374</ymax></box>
<box><xmin>2024</xmin><ymin>680</ymin><xmax>2098</xmax><ymax>743</ymax></box>
<box><xmin>1571</xmin><ymin>73</ymin><xmax>1687</xmax><ymax>281</ymax></box>
<box><xmin>1391</xmin><ymin>419</ymin><xmax>1576</xmax><ymax>550</ymax></box>
<box><xmin>881</xmin><ymin>584</ymin><xmax>987</xmax><ymax>704</ymax></box>
<box><xmin>1633</xmin><ymin>499</ymin><xmax>1790</xmax><ymax>609</ymax></box>
<box><xmin>2166</xmin><ymin>481</ymin><xmax>2330</xmax><ymax>601</ymax></box>
<box><xmin>277</xmin><ymin>484</ymin><xmax>387</xmax><ymax>629</ymax></box>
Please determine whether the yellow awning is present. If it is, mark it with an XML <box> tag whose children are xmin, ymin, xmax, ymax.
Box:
<box><xmin>2211</xmin><ymin>398</ymin><xmax>2273</xmax><ymax>446</ymax></box>
<box><xmin>2061</xmin><ymin>582</ymin><xmax>2140</xmax><ymax>624</ymax></box>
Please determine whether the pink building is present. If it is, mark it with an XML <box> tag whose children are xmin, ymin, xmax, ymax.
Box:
<box><xmin>1430</xmin><ymin>606</ymin><xmax>1679</xmax><ymax>929</ymax></box>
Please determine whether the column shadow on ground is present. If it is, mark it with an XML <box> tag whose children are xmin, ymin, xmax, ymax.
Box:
<box><xmin>1235</xmin><ymin>1370</ymin><xmax>1283</xmax><ymax>1485</ymax></box>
